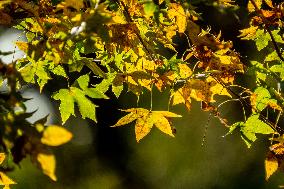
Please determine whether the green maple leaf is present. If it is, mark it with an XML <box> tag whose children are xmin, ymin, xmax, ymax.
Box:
<box><xmin>20</xmin><ymin>59</ymin><xmax>50</xmax><ymax>92</ymax></box>
<box><xmin>270</xmin><ymin>64</ymin><xmax>284</xmax><ymax>80</ymax></box>
<box><xmin>254</xmin><ymin>29</ymin><xmax>270</xmax><ymax>51</ymax></box>
<box><xmin>227</xmin><ymin>114</ymin><xmax>274</xmax><ymax>148</ymax></box>
<box><xmin>53</xmin><ymin>74</ymin><xmax>108</xmax><ymax>124</ymax></box>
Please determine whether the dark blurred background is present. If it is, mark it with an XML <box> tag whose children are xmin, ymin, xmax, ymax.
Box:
<box><xmin>1</xmin><ymin>0</ymin><xmax>284</xmax><ymax>188</ymax></box>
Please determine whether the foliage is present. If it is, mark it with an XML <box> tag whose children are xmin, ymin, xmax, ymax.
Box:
<box><xmin>0</xmin><ymin>0</ymin><xmax>284</xmax><ymax>186</ymax></box>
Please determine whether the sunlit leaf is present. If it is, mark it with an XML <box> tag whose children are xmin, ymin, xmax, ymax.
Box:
<box><xmin>168</xmin><ymin>3</ymin><xmax>187</xmax><ymax>33</ymax></box>
<box><xmin>247</xmin><ymin>0</ymin><xmax>262</xmax><ymax>12</ymax></box>
<box><xmin>0</xmin><ymin>172</ymin><xmax>16</xmax><ymax>187</ymax></box>
<box><xmin>37</xmin><ymin>153</ymin><xmax>57</xmax><ymax>181</ymax></box>
<box><xmin>112</xmin><ymin>108</ymin><xmax>181</xmax><ymax>142</ymax></box>
<box><xmin>0</xmin><ymin>153</ymin><xmax>5</xmax><ymax>165</ymax></box>
<box><xmin>265</xmin><ymin>152</ymin><xmax>278</xmax><ymax>180</ymax></box>
<box><xmin>41</xmin><ymin>125</ymin><xmax>73</xmax><ymax>146</ymax></box>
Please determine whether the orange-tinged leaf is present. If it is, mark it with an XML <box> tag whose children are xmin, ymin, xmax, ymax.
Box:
<box><xmin>264</xmin><ymin>0</ymin><xmax>273</xmax><ymax>8</ymax></box>
<box><xmin>152</xmin><ymin>112</ymin><xmax>175</xmax><ymax>137</ymax></box>
<box><xmin>37</xmin><ymin>153</ymin><xmax>57</xmax><ymax>181</ymax></box>
<box><xmin>269</xmin><ymin>143</ymin><xmax>284</xmax><ymax>155</ymax></box>
<box><xmin>265</xmin><ymin>152</ymin><xmax>278</xmax><ymax>180</ymax></box>
<box><xmin>0</xmin><ymin>172</ymin><xmax>16</xmax><ymax>186</ymax></box>
<box><xmin>41</xmin><ymin>125</ymin><xmax>72</xmax><ymax>146</ymax></box>
<box><xmin>16</xmin><ymin>41</ymin><xmax>28</xmax><ymax>52</ymax></box>
<box><xmin>247</xmin><ymin>0</ymin><xmax>262</xmax><ymax>12</ymax></box>
<box><xmin>0</xmin><ymin>153</ymin><xmax>5</xmax><ymax>165</ymax></box>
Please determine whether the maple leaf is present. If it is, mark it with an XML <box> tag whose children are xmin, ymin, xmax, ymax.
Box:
<box><xmin>227</xmin><ymin>114</ymin><xmax>274</xmax><ymax>148</ymax></box>
<box><xmin>265</xmin><ymin>152</ymin><xmax>278</xmax><ymax>180</ymax></box>
<box><xmin>112</xmin><ymin>108</ymin><xmax>181</xmax><ymax>142</ymax></box>
<box><xmin>37</xmin><ymin>153</ymin><xmax>57</xmax><ymax>181</ymax></box>
<box><xmin>53</xmin><ymin>74</ymin><xmax>107</xmax><ymax>123</ymax></box>
<box><xmin>247</xmin><ymin>0</ymin><xmax>263</xmax><ymax>12</ymax></box>
<box><xmin>168</xmin><ymin>3</ymin><xmax>187</xmax><ymax>33</ymax></box>
<box><xmin>0</xmin><ymin>153</ymin><xmax>16</xmax><ymax>188</ymax></box>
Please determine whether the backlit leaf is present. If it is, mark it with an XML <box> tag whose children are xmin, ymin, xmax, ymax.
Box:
<box><xmin>41</xmin><ymin>125</ymin><xmax>73</xmax><ymax>146</ymax></box>
<box><xmin>37</xmin><ymin>153</ymin><xmax>57</xmax><ymax>181</ymax></box>
<box><xmin>112</xmin><ymin>108</ymin><xmax>181</xmax><ymax>142</ymax></box>
<box><xmin>251</xmin><ymin>87</ymin><xmax>271</xmax><ymax>111</ymax></box>
<box><xmin>265</xmin><ymin>152</ymin><xmax>278</xmax><ymax>180</ymax></box>
<box><xmin>53</xmin><ymin>89</ymin><xmax>75</xmax><ymax>124</ymax></box>
<box><xmin>248</xmin><ymin>0</ymin><xmax>262</xmax><ymax>12</ymax></box>
<box><xmin>0</xmin><ymin>153</ymin><xmax>5</xmax><ymax>165</ymax></box>
<box><xmin>168</xmin><ymin>3</ymin><xmax>187</xmax><ymax>33</ymax></box>
<box><xmin>0</xmin><ymin>172</ymin><xmax>16</xmax><ymax>187</ymax></box>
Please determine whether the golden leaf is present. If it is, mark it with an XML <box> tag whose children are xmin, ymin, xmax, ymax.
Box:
<box><xmin>0</xmin><ymin>153</ymin><xmax>5</xmax><ymax>165</ymax></box>
<box><xmin>151</xmin><ymin>112</ymin><xmax>175</xmax><ymax>137</ymax></box>
<box><xmin>135</xmin><ymin>113</ymin><xmax>155</xmax><ymax>142</ymax></box>
<box><xmin>112</xmin><ymin>108</ymin><xmax>149</xmax><ymax>127</ymax></box>
<box><xmin>0</xmin><ymin>172</ymin><xmax>16</xmax><ymax>186</ymax></box>
<box><xmin>171</xmin><ymin>87</ymin><xmax>192</xmax><ymax>110</ymax></box>
<box><xmin>248</xmin><ymin>0</ymin><xmax>262</xmax><ymax>12</ymax></box>
<box><xmin>265</xmin><ymin>152</ymin><xmax>278</xmax><ymax>180</ymax></box>
<box><xmin>37</xmin><ymin>153</ymin><xmax>57</xmax><ymax>181</ymax></box>
<box><xmin>16</xmin><ymin>41</ymin><xmax>29</xmax><ymax>52</ymax></box>
<box><xmin>168</xmin><ymin>3</ymin><xmax>187</xmax><ymax>33</ymax></box>
<box><xmin>264</xmin><ymin>0</ymin><xmax>273</xmax><ymax>8</ymax></box>
<box><xmin>41</xmin><ymin>125</ymin><xmax>72</xmax><ymax>146</ymax></box>
<box><xmin>239</xmin><ymin>26</ymin><xmax>259</xmax><ymax>40</ymax></box>
<box><xmin>159</xmin><ymin>0</ymin><xmax>165</xmax><ymax>5</ymax></box>
<box><xmin>178</xmin><ymin>63</ymin><xmax>192</xmax><ymax>78</ymax></box>
<box><xmin>112</xmin><ymin>108</ymin><xmax>181</xmax><ymax>142</ymax></box>
<box><xmin>269</xmin><ymin>143</ymin><xmax>284</xmax><ymax>155</ymax></box>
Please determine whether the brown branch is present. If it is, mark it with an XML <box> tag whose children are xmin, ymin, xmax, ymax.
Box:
<box><xmin>249</xmin><ymin>0</ymin><xmax>284</xmax><ymax>61</ymax></box>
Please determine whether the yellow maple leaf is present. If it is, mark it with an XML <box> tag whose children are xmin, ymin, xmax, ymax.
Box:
<box><xmin>16</xmin><ymin>41</ymin><xmax>29</xmax><ymax>52</ymax></box>
<box><xmin>247</xmin><ymin>0</ymin><xmax>262</xmax><ymax>12</ymax></box>
<box><xmin>178</xmin><ymin>63</ymin><xmax>192</xmax><ymax>78</ymax></box>
<box><xmin>168</xmin><ymin>3</ymin><xmax>187</xmax><ymax>33</ymax></box>
<box><xmin>170</xmin><ymin>83</ymin><xmax>192</xmax><ymax>110</ymax></box>
<box><xmin>41</xmin><ymin>125</ymin><xmax>73</xmax><ymax>146</ymax></box>
<box><xmin>0</xmin><ymin>153</ymin><xmax>5</xmax><ymax>165</ymax></box>
<box><xmin>0</xmin><ymin>172</ymin><xmax>16</xmax><ymax>188</ymax></box>
<box><xmin>37</xmin><ymin>153</ymin><xmax>57</xmax><ymax>181</ymax></box>
<box><xmin>238</xmin><ymin>26</ymin><xmax>259</xmax><ymax>40</ymax></box>
<box><xmin>265</xmin><ymin>152</ymin><xmax>278</xmax><ymax>180</ymax></box>
<box><xmin>112</xmin><ymin>108</ymin><xmax>181</xmax><ymax>142</ymax></box>
<box><xmin>0</xmin><ymin>153</ymin><xmax>16</xmax><ymax>188</ymax></box>
<box><xmin>189</xmin><ymin>77</ymin><xmax>231</xmax><ymax>102</ymax></box>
